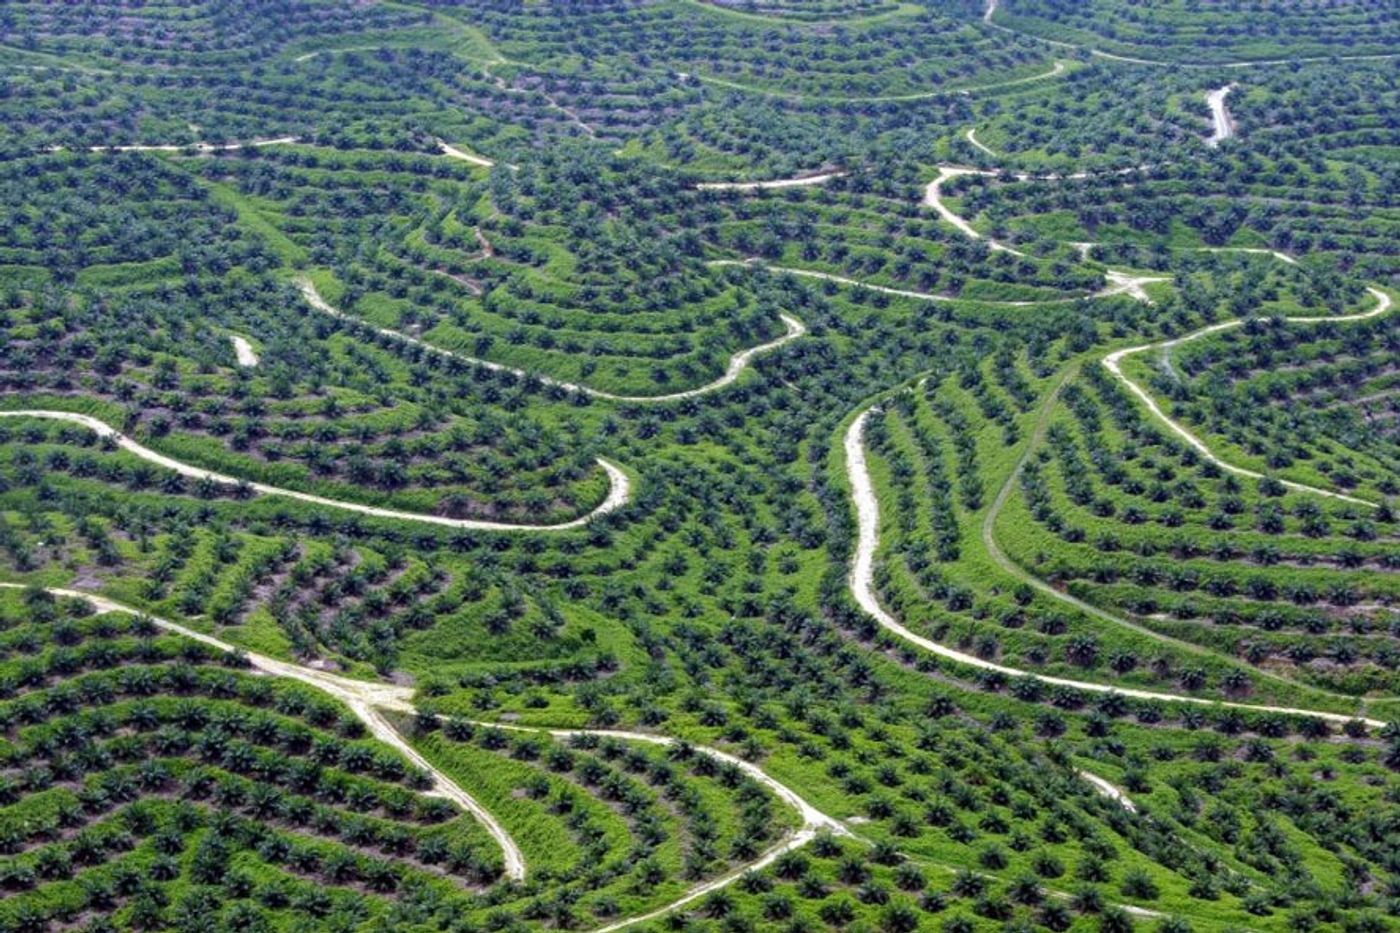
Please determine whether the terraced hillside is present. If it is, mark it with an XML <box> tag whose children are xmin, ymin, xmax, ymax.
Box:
<box><xmin>1</xmin><ymin>0</ymin><xmax>1399</xmax><ymax>931</ymax></box>
<box><xmin>983</xmin><ymin>0</ymin><xmax>1400</xmax><ymax>64</ymax></box>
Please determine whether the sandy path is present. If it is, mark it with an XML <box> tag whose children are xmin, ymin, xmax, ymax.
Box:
<box><xmin>923</xmin><ymin>162</ymin><xmax>1152</xmax><ymax>257</ymax></box>
<box><xmin>451</xmin><ymin>720</ymin><xmax>851</xmax><ymax>933</ymax></box>
<box><xmin>0</xmin><ymin>583</ymin><xmax>526</xmax><ymax>881</ymax></box>
<box><xmin>1197</xmin><ymin>246</ymin><xmax>1296</xmax><ymax>265</ymax></box>
<box><xmin>1077</xmin><ymin>770</ymin><xmax>1137</xmax><ymax>812</ymax></box>
<box><xmin>0</xmin><ymin>409</ymin><xmax>629</xmax><ymax>532</ymax></box>
<box><xmin>696</xmin><ymin>171</ymin><xmax>847</xmax><ymax>191</ymax></box>
<box><xmin>297</xmin><ymin>278</ymin><xmax>805</xmax><ymax>404</ymax></box>
<box><xmin>683</xmin><ymin>59</ymin><xmax>1065</xmax><ymax>104</ymax></box>
<box><xmin>923</xmin><ymin>167</ymin><xmax>1027</xmax><ymax>256</ymax></box>
<box><xmin>715</xmin><ymin>259</ymin><xmax>1169</xmax><ymax>307</ymax></box>
<box><xmin>49</xmin><ymin>135</ymin><xmax>515</xmax><ymax>176</ymax></box>
<box><xmin>978</xmin><ymin>4</ymin><xmax>1400</xmax><ymax>70</ymax></box>
<box><xmin>472</xmin><ymin>227</ymin><xmax>495</xmax><ymax>258</ymax></box>
<box><xmin>1099</xmin><ymin>270</ymin><xmax>1170</xmax><ymax>303</ymax></box>
<box><xmin>591</xmin><ymin>832</ymin><xmax>817</xmax><ymax>931</ymax></box>
<box><xmin>1103</xmin><ymin>286</ymin><xmax>1392</xmax><ymax>509</ymax></box>
<box><xmin>1205</xmin><ymin>85</ymin><xmax>1235</xmax><ymax>146</ymax></box>
<box><xmin>48</xmin><ymin>137</ymin><xmax>300</xmax><ymax>155</ymax></box>
<box><xmin>438</xmin><ymin>139</ymin><xmax>500</xmax><ymax>169</ymax></box>
<box><xmin>230</xmin><ymin>335</ymin><xmax>259</xmax><ymax>367</ymax></box>
<box><xmin>843</xmin><ymin>408</ymin><xmax>1383</xmax><ymax>727</ymax></box>
<box><xmin>0</xmin><ymin>583</ymin><xmax>850</xmax><ymax>904</ymax></box>
<box><xmin>710</xmin><ymin>259</ymin><xmax>1035</xmax><ymax>306</ymax></box>
<box><xmin>965</xmin><ymin>128</ymin><xmax>997</xmax><ymax>157</ymax></box>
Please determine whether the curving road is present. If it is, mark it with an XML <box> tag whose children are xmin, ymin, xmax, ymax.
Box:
<box><xmin>297</xmin><ymin>277</ymin><xmax>806</xmax><ymax>404</ymax></box>
<box><xmin>438</xmin><ymin>139</ymin><xmax>522</xmax><ymax>173</ymax></box>
<box><xmin>1103</xmin><ymin>286</ymin><xmax>1393</xmax><ymax>509</ymax></box>
<box><xmin>46</xmin><ymin>133</ymin><xmax>510</xmax><ymax>174</ymax></box>
<box><xmin>923</xmin><ymin>166</ymin><xmax>1027</xmax><ymax>256</ymax></box>
<box><xmin>922</xmin><ymin>163</ymin><xmax>1150</xmax><ymax>257</ymax></box>
<box><xmin>843</xmin><ymin>407</ymin><xmax>1384</xmax><ymax>727</ymax></box>
<box><xmin>713</xmin><ymin>259</ymin><xmax>1166</xmax><ymax>306</ymax></box>
<box><xmin>980</xmin><ymin>0</ymin><xmax>1400</xmax><ymax>70</ymax></box>
<box><xmin>0</xmin><ymin>409</ymin><xmax>629</xmax><ymax>532</ymax></box>
<box><xmin>0</xmin><ymin>583</ymin><xmax>526</xmax><ymax>881</ymax></box>
<box><xmin>449</xmin><ymin>720</ymin><xmax>851</xmax><ymax>933</ymax></box>
<box><xmin>0</xmin><ymin>584</ymin><xmax>859</xmax><ymax>925</ymax></box>
<box><xmin>965</xmin><ymin>127</ymin><xmax>997</xmax><ymax>157</ymax></box>
<box><xmin>1205</xmin><ymin>85</ymin><xmax>1235</xmax><ymax>147</ymax></box>
<box><xmin>1196</xmin><ymin>246</ymin><xmax>1297</xmax><ymax>265</ymax></box>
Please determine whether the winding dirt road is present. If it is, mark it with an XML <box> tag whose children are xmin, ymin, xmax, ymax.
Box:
<box><xmin>1197</xmin><ymin>246</ymin><xmax>1297</xmax><ymax>265</ymax></box>
<box><xmin>0</xmin><ymin>584</ymin><xmax>858</xmax><ymax>925</ymax></box>
<box><xmin>0</xmin><ymin>409</ymin><xmax>629</xmax><ymax>532</ymax></box>
<box><xmin>1103</xmin><ymin>286</ymin><xmax>1393</xmax><ymax>508</ymax></box>
<box><xmin>296</xmin><ymin>277</ymin><xmax>805</xmax><ymax>404</ymax></box>
<box><xmin>48</xmin><ymin>133</ymin><xmax>512</xmax><ymax>175</ymax></box>
<box><xmin>1205</xmin><ymin>85</ymin><xmax>1235</xmax><ymax>147</ymax></box>
<box><xmin>965</xmin><ymin>127</ymin><xmax>997</xmax><ymax>157</ymax></box>
<box><xmin>923</xmin><ymin>167</ymin><xmax>1027</xmax><ymax>256</ymax></box>
<box><xmin>0</xmin><ymin>583</ymin><xmax>527</xmax><ymax>881</ymax></box>
<box><xmin>843</xmin><ymin>407</ymin><xmax>1384</xmax><ymax>727</ymax></box>
<box><xmin>438</xmin><ymin>139</ymin><xmax>522</xmax><ymax>173</ymax></box>
<box><xmin>922</xmin><ymin>163</ymin><xmax>1150</xmax><ymax>258</ymax></box>
<box><xmin>979</xmin><ymin>0</ymin><xmax>1400</xmax><ymax>70</ymax></box>
<box><xmin>453</xmin><ymin>720</ymin><xmax>851</xmax><ymax>933</ymax></box>
<box><xmin>713</xmin><ymin>259</ymin><xmax>1167</xmax><ymax>306</ymax></box>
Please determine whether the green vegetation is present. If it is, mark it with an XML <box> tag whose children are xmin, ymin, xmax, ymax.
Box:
<box><xmin>0</xmin><ymin>1</ymin><xmax>1398</xmax><ymax>931</ymax></box>
<box><xmin>987</xmin><ymin>0</ymin><xmax>1400</xmax><ymax>64</ymax></box>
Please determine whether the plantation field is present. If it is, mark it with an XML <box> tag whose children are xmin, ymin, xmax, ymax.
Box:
<box><xmin>0</xmin><ymin>0</ymin><xmax>1398</xmax><ymax>931</ymax></box>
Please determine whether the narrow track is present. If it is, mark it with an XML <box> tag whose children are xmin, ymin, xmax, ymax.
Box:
<box><xmin>1078</xmin><ymin>770</ymin><xmax>1136</xmax><ymax>812</ymax></box>
<box><xmin>843</xmin><ymin>407</ymin><xmax>1384</xmax><ymax>727</ymax></box>
<box><xmin>230</xmin><ymin>335</ymin><xmax>259</xmax><ymax>367</ymax></box>
<box><xmin>696</xmin><ymin>171</ymin><xmax>846</xmax><ymax>191</ymax></box>
<box><xmin>965</xmin><ymin>127</ymin><xmax>997</xmax><ymax>157</ymax></box>
<box><xmin>47</xmin><ymin>136</ymin><xmax>300</xmax><ymax>154</ymax></box>
<box><xmin>0</xmin><ymin>583</ymin><xmax>526</xmax><ymax>880</ymax></box>
<box><xmin>980</xmin><ymin>0</ymin><xmax>1400</xmax><ymax>69</ymax></box>
<box><xmin>0</xmin><ymin>585</ymin><xmax>858</xmax><ymax>926</ymax></box>
<box><xmin>923</xmin><ymin>166</ymin><xmax>1026</xmax><ymax>255</ymax></box>
<box><xmin>1103</xmin><ymin>286</ymin><xmax>1394</xmax><ymax>508</ymax></box>
<box><xmin>1206</xmin><ymin>85</ymin><xmax>1236</xmax><ymax>146</ymax></box>
<box><xmin>713</xmin><ymin>259</ymin><xmax>1167</xmax><ymax>305</ymax></box>
<box><xmin>0</xmin><ymin>409</ymin><xmax>630</xmax><ymax>532</ymax></box>
<box><xmin>296</xmin><ymin>277</ymin><xmax>806</xmax><ymax>404</ymax></box>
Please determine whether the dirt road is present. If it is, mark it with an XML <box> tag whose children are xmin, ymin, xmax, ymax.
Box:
<box><xmin>296</xmin><ymin>277</ymin><xmax>805</xmax><ymax>404</ymax></box>
<box><xmin>0</xmin><ymin>409</ymin><xmax>630</xmax><ymax>532</ymax></box>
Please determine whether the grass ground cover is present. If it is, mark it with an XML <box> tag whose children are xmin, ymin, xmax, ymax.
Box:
<box><xmin>0</xmin><ymin>3</ymin><xmax>1397</xmax><ymax>930</ymax></box>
